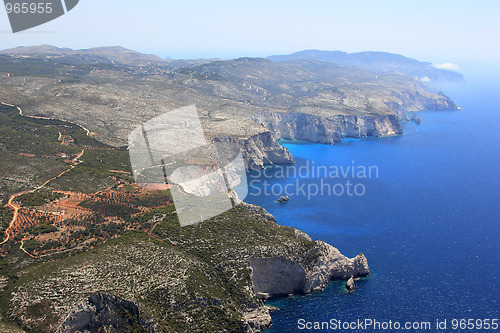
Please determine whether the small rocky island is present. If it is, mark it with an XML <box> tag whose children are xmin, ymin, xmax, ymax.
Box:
<box><xmin>277</xmin><ymin>195</ymin><xmax>290</xmax><ymax>203</ymax></box>
<box><xmin>345</xmin><ymin>277</ymin><xmax>357</xmax><ymax>293</ymax></box>
<box><xmin>411</xmin><ymin>113</ymin><xmax>422</xmax><ymax>124</ymax></box>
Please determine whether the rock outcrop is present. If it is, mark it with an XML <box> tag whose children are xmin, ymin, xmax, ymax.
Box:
<box><xmin>294</xmin><ymin>228</ymin><xmax>312</xmax><ymax>241</ymax></box>
<box><xmin>242</xmin><ymin>305</ymin><xmax>273</xmax><ymax>332</ymax></box>
<box><xmin>250</xmin><ymin>240</ymin><xmax>369</xmax><ymax>299</ymax></box>
<box><xmin>345</xmin><ymin>277</ymin><xmax>356</xmax><ymax>293</ymax></box>
<box><xmin>204</xmin><ymin>130</ymin><xmax>295</xmax><ymax>170</ymax></box>
<box><xmin>410</xmin><ymin>112</ymin><xmax>422</xmax><ymax>124</ymax></box>
<box><xmin>240</xmin><ymin>202</ymin><xmax>277</xmax><ymax>222</ymax></box>
<box><xmin>238</xmin><ymin>131</ymin><xmax>295</xmax><ymax>170</ymax></box>
<box><xmin>303</xmin><ymin>241</ymin><xmax>369</xmax><ymax>293</ymax></box>
<box><xmin>57</xmin><ymin>294</ymin><xmax>148</xmax><ymax>333</ymax></box>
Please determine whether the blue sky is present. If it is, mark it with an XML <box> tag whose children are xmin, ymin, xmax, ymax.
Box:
<box><xmin>1</xmin><ymin>0</ymin><xmax>499</xmax><ymax>66</ymax></box>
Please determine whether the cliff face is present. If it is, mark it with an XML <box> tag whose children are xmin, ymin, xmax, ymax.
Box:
<box><xmin>57</xmin><ymin>294</ymin><xmax>148</xmax><ymax>333</ymax></box>
<box><xmin>244</xmin><ymin>88</ymin><xmax>457</xmax><ymax>168</ymax></box>
<box><xmin>253</xmin><ymin>111</ymin><xmax>403</xmax><ymax>144</ymax></box>
<box><xmin>253</xmin><ymin>112</ymin><xmax>342</xmax><ymax>144</ymax></box>
<box><xmin>221</xmin><ymin>131</ymin><xmax>294</xmax><ymax>170</ymax></box>
<box><xmin>386</xmin><ymin>91</ymin><xmax>458</xmax><ymax>121</ymax></box>
<box><xmin>250</xmin><ymin>257</ymin><xmax>307</xmax><ymax>297</ymax></box>
<box><xmin>242</xmin><ymin>111</ymin><xmax>402</xmax><ymax>169</ymax></box>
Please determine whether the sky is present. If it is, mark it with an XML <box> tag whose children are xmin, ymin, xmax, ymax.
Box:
<box><xmin>1</xmin><ymin>0</ymin><xmax>499</xmax><ymax>67</ymax></box>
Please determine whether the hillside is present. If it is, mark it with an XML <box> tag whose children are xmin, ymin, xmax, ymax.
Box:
<box><xmin>268</xmin><ymin>49</ymin><xmax>464</xmax><ymax>83</ymax></box>
<box><xmin>0</xmin><ymin>102</ymin><xmax>368</xmax><ymax>332</ymax></box>
<box><xmin>0</xmin><ymin>45</ymin><xmax>167</xmax><ymax>66</ymax></box>
<box><xmin>0</xmin><ymin>46</ymin><xmax>457</xmax><ymax>169</ymax></box>
<box><xmin>0</xmin><ymin>45</ymin><xmax>460</xmax><ymax>331</ymax></box>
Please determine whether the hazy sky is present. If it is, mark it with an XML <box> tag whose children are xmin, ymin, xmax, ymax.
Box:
<box><xmin>1</xmin><ymin>0</ymin><xmax>499</xmax><ymax>66</ymax></box>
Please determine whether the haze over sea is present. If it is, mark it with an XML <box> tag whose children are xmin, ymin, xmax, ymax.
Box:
<box><xmin>245</xmin><ymin>69</ymin><xmax>500</xmax><ymax>332</ymax></box>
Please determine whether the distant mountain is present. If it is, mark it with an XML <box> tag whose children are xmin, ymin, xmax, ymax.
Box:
<box><xmin>268</xmin><ymin>50</ymin><xmax>464</xmax><ymax>83</ymax></box>
<box><xmin>0</xmin><ymin>45</ymin><xmax>167</xmax><ymax>66</ymax></box>
<box><xmin>0</xmin><ymin>44</ymin><xmax>74</xmax><ymax>56</ymax></box>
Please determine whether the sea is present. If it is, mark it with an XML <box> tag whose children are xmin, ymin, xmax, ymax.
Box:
<box><xmin>244</xmin><ymin>68</ymin><xmax>500</xmax><ymax>332</ymax></box>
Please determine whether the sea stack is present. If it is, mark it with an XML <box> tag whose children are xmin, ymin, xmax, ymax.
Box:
<box><xmin>411</xmin><ymin>113</ymin><xmax>422</xmax><ymax>124</ymax></box>
<box><xmin>345</xmin><ymin>277</ymin><xmax>356</xmax><ymax>293</ymax></box>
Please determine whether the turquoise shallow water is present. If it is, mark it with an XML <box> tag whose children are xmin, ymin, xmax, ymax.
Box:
<box><xmin>244</xmin><ymin>74</ymin><xmax>500</xmax><ymax>332</ymax></box>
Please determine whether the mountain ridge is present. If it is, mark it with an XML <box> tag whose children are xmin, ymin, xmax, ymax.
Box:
<box><xmin>268</xmin><ymin>49</ymin><xmax>464</xmax><ymax>83</ymax></box>
<box><xmin>0</xmin><ymin>45</ymin><xmax>458</xmax><ymax>169</ymax></box>
<box><xmin>1</xmin><ymin>45</ymin><xmax>465</xmax><ymax>84</ymax></box>
<box><xmin>0</xmin><ymin>44</ymin><xmax>167</xmax><ymax>66</ymax></box>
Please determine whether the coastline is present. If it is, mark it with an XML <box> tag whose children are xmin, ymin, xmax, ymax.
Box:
<box><xmin>243</xmin><ymin>90</ymin><xmax>500</xmax><ymax>332</ymax></box>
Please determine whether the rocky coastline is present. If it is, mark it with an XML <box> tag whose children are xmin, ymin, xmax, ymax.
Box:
<box><xmin>0</xmin><ymin>47</ymin><xmax>460</xmax><ymax>332</ymax></box>
<box><xmin>241</xmin><ymin>203</ymin><xmax>369</xmax><ymax>331</ymax></box>
<box><xmin>8</xmin><ymin>204</ymin><xmax>369</xmax><ymax>333</ymax></box>
<box><xmin>243</xmin><ymin>91</ymin><xmax>457</xmax><ymax>169</ymax></box>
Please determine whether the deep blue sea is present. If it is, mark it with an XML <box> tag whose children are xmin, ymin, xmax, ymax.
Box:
<box><xmin>244</xmin><ymin>71</ymin><xmax>500</xmax><ymax>332</ymax></box>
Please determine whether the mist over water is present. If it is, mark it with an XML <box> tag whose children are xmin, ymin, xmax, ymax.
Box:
<box><xmin>245</xmin><ymin>72</ymin><xmax>500</xmax><ymax>332</ymax></box>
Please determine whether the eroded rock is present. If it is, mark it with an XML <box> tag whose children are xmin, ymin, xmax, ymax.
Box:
<box><xmin>57</xmin><ymin>294</ymin><xmax>147</xmax><ymax>333</ymax></box>
<box><xmin>345</xmin><ymin>277</ymin><xmax>356</xmax><ymax>293</ymax></box>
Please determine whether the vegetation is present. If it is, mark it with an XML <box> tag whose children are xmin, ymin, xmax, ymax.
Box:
<box><xmin>78</xmin><ymin>200</ymin><xmax>140</xmax><ymax>221</ymax></box>
<box><xmin>51</xmin><ymin>148</ymin><xmax>133</xmax><ymax>193</ymax></box>
<box><xmin>0</xmin><ymin>49</ymin><xmax>396</xmax><ymax>332</ymax></box>
<box><xmin>77</xmin><ymin>148</ymin><xmax>132</xmax><ymax>173</ymax></box>
<box><xmin>0</xmin><ymin>207</ymin><xmax>13</xmax><ymax>235</ymax></box>
<box><xmin>0</xmin><ymin>103</ymin><xmax>126</xmax><ymax>197</ymax></box>
<box><xmin>0</xmin><ymin>203</ymin><xmax>318</xmax><ymax>332</ymax></box>
<box><xmin>0</xmin><ymin>55</ymin><xmax>129</xmax><ymax>78</ymax></box>
<box><xmin>0</xmin><ymin>151</ymin><xmax>69</xmax><ymax>203</ymax></box>
<box><xmin>29</xmin><ymin>224</ymin><xmax>58</xmax><ymax>236</ymax></box>
<box><xmin>131</xmin><ymin>190</ymin><xmax>172</xmax><ymax>207</ymax></box>
<box><xmin>22</xmin><ymin>239</ymin><xmax>40</xmax><ymax>253</ymax></box>
<box><xmin>16</xmin><ymin>190</ymin><xmax>64</xmax><ymax>207</ymax></box>
<box><xmin>0</xmin><ymin>102</ymin><xmax>108</xmax><ymax>155</ymax></box>
<box><xmin>0</xmin><ymin>320</ymin><xmax>26</xmax><ymax>333</ymax></box>
<box><xmin>0</xmin><ymin>105</ymin><xmax>79</xmax><ymax>159</ymax></box>
<box><xmin>0</xmin><ymin>56</ymin><xmax>60</xmax><ymax>77</ymax></box>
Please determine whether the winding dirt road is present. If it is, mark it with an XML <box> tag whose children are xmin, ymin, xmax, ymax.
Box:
<box><xmin>0</xmin><ymin>102</ymin><xmax>90</xmax><ymax>253</ymax></box>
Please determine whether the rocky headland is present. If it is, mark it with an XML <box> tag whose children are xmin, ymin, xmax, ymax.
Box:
<box><xmin>7</xmin><ymin>204</ymin><xmax>368</xmax><ymax>333</ymax></box>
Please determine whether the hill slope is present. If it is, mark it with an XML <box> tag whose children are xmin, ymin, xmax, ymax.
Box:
<box><xmin>269</xmin><ymin>49</ymin><xmax>464</xmax><ymax>83</ymax></box>
<box><xmin>0</xmin><ymin>45</ymin><xmax>167</xmax><ymax>66</ymax></box>
<box><xmin>0</xmin><ymin>47</ymin><xmax>457</xmax><ymax>169</ymax></box>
